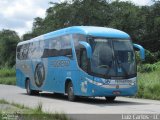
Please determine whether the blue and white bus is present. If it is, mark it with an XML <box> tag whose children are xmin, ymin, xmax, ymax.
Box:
<box><xmin>16</xmin><ymin>26</ymin><xmax>145</xmax><ymax>101</ymax></box>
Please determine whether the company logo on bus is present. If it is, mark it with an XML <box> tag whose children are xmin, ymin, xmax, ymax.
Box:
<box><xmin>34</xmin><ymin>63</ymin><xmax>45</xmax><ymax>87</ymax></box>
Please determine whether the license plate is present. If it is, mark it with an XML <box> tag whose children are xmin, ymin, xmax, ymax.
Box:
<box><xmin>115</xmin><ymin>80</ymin><xmax>130</xmax><ymax>84</ymax></box>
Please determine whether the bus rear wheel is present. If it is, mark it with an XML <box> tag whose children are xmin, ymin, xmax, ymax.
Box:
<box><xmin>67</xmin><ymin>82</ymin><xmax>76</xmax><ymax>101</ymax></box>
<box><xmin>105</xmin><ymin>96</ymin><xmax>116</xmax><ymax>102</ymax></box>
<box><xmin>26</xmin><ymin>79</ymin><xmax>39</xmax><ymax>95</ymax></box>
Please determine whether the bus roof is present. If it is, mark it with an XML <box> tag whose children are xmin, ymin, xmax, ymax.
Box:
<box><xmin>18</xmin><ymin>26</ymin><xmax>130</xmax><ymax>46</ymax></box>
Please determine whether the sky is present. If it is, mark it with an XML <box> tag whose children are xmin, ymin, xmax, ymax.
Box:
<box><xmin>0</xmin><ymin>0</ymin><xmax>153</xmax><ymax>37</ymax></box>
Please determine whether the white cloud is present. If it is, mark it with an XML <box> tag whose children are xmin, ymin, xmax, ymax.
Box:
<box><xmin>120</xmin><ymin>0</ymin><xmax>153</xmax><ymax>6</ymax></box>
<box><xmin>0</xmin><ymin>0</ymin><xmax>59</xmax><ymax>37</ymax></box>
<box><xmin>0</xmin><ymin>0</ymin><xmax>153</xmax><ymax>37</ymax></box>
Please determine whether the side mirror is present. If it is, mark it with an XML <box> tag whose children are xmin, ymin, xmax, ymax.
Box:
<box><xmin>133</xmin><ymin>44</ymin><xmax>145</xmax><ymax>61</ymax></box>
<box><xmin>79</xmin><ymin>41</ymin><xmax>92</xmax><ymax>58</ymax></box>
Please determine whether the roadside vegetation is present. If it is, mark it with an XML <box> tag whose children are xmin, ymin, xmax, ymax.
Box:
<box><xmin>0</xmin><ymin>99</ymin><xmax>69</xmax><ymax>120</ymax></box>
<box><xmin>136</xmin><ymin>62</ymin><xmax>160</xmax><ymax>100</ymax></box>
<box><xmin>0</xmin><ymin>67</ymin><xmax>16</xmax><ymax>85</ymax></box>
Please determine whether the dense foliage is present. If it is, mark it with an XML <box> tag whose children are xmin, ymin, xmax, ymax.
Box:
<box><xmin>0</xmin><ymin>30</ymin><xmax>20</xmax><ymax>67</ymax></box>
<box><xmin>23</xmin><ymin>0</ymin><xmax>160</xmax><ymax>53</ymax></box>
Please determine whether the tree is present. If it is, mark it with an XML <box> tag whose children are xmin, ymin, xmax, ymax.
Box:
<box><xmin>0</xmin><ymin>30</ymin><xmax>20</xmax><ymax>67</ymax></box>
<box><xmin>22</xmin><ymin>0</ymin><xmax>160</xmax><ymax>53</ymax></box>
<box><xmin>138</xmin><ymin>2</ymin><xmax>160</xmax><ymax>52</ymax></box>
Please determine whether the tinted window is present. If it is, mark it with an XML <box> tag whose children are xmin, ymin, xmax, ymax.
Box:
<box><xmin>17</xmin><ymin>43</ymin><xmax>30</xmax><ymax>60</ymax></box>
<box><xmin>73</xmin><ymin>34</ymin><xmax>86</xmax><ymax>48</ymax></box>
<box><xmin>16</xmin><ymin>45</ymin><xmax>22</xmax><ymax>60</ymax></box>
<box><xmin>17</xmin><ymin>35</ymin><xmax>72</xmax><ymax>60</ymax></box>
<box><xmin>42</xmin><ymin>35</ymin><xmax>72</xmax><ymax>58</ymax></box>
<box><xmin>60</xmin><ymin>35</ymin><xmax>72</xmax><ymax>57</ymax></box>
<box><xmin>27</xmin><ymin>40</ymin><xmax>45</xmax><ymax>59</ymax></box>
<box><xmin>73</xmin><ymin>34</ymin><xmax>86</xmax><ymax>68</ymax></box>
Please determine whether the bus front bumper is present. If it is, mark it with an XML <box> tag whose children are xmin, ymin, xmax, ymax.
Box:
<box><xmin>90</xmin><ymin>84</ymin><xmax>137</xmax><ymax>97</ymax></box>
<box><xmin>85</xmin><ymin>77</ymin><xmax>138</xmax><ymax>97</ymax></box>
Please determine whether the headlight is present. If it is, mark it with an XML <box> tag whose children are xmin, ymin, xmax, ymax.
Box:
<box><xmin>95</xmin><ymin>82</ymin><xmax>103</xmax><ymax>86</ymax></box>
<box><xmin>94</xmin><ymin>77</ymin><xmax>104</xmax><ymax>86</ymax></box>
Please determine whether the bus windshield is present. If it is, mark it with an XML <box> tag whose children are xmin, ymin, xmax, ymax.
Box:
<box><xmin>90</xmin><ymin>38</ymin><xmax>136</xmax><ymax>78</ymax></box>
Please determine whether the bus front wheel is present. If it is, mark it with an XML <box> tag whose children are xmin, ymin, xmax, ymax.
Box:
<box><xmin>105</xmin><ymin>96</ymin><xmax>116</xmax><ymax>102</ymax></box>
<box><xmin>26</xmin><ymin>79</ymin><xmax>39</xmax><ymax>95</ymax></box>
<box><xmin>67</xmin><ymin>82</ymin><xmax>76</xmax><ymax>101</ymax></box>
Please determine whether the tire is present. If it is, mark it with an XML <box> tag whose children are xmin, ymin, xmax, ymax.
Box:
<box><xmin>26</xmin><ymin>79</ymin><xmax>39</xmax><ymax>95</ymax></box>
<box><xmin>53</xmin><ymin>92</ymin><xmax>62</xmax><ymax>96</ymax></box>
<box><xmin>105</xmin><ymin>96</ymin><xmax>116</xmax><ymax>102</ymax></box>
<box><xmin>67</xmin><ymin>82</ymin><xmax>76</xmax><ymax>101</ymax></box>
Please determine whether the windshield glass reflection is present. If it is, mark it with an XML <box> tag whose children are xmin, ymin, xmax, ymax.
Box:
<box><xmin>90</xmin><ymin>38</ymin><xmax>136</xmax><ymax>78</ymax></box>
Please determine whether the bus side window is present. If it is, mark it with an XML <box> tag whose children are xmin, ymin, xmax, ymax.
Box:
<box><xmin>39</xmin><ymin>40</ymin><xmax>45</xmax><ymax>58</ymax></box>
<box><xmin>61</xmin><ymin>35</ymin><xmax>72</xmax><ymax>58</ymax></box>
<box><xmin>47</xmin><ymin>38</ymin><xmax>60</xmax><ymax>57</ymax></box>
<box><xmin>28</xmin><ymin>42</ymin><xmax>33</xmax><ymax>59</ymax></box>
<box><xmin>17</xmin><ymin>46</ymin><xmax>20</xmax><ymax>60</ymax></box>
<box><xmin>23</xmin><ymin>43</ymin><xmax>30</xmax><ymax>60</ymax></box>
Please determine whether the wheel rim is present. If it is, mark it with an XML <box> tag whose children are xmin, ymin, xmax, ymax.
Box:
<box><xmin>68</xmin><ymin>83</ymin><xmax>74</xmax><ymax>101</ymax></box>
<box><xmin>26</xmin><ymin>80</ymin><xmax>30</xmax><ymax>94</ymax></box>
<box><xmin>69</xmin><ymin>87</ymin><xmax>73</xmax><ymax>97</ymax></box>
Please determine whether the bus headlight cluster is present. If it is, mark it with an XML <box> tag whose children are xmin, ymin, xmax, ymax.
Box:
<box><xmin>94</xmin><ymin>82</ymin><xmax>103</xmax><ymax>86</ymax></box>
<box><xmin>128</xmin><ymin>77</ymin><xmax>136</xmax><ymax>86</ymax></box>
<box><xmin>129</xmin><ymin>81</ymin><xmax>136</xmax><ymax>86</ymax></box>
<box><xmin>94</xmin><ymin>77</ymin><xmax>104</xmax><ymax>86</ymax></box>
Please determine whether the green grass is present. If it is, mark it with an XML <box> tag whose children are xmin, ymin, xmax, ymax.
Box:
<box><xmin>136</xmin><ymin>62</ymin><xmax>160</xmax><ymax>100</ymax></box>
<box><xmin>21</xmin><ymin>113</ymin><xmax>69</xmax><ymax>120</ymax></box>
<box><xmin>0</xmin><ymin>68</ymin><xmax>15</xmax><ymax>77</ymax></box>
<box><xmin>136</xmin><ymin>70</ymin><xmax>160</xmax><ymax>100</ymax></box>
<box><xmin>0</xmin><ymin>76</ymin><xmax>16</xmax><ymax>85</ymax></box>
<box><xmin>34</xmin><ymin>102</ymin><xmax>43</xmax><ymax>113</ymax></box>
<box><xmin>0</xmin><ymin>99</ymin><xmax>69</xmax><ymax>120</ymax></box>
<box><xmin>0</xmin><ymin>99</ymin><xmax>9</xmax><ymax>104</ymax></box>
<box><xmin>0</xmin><ymin>68</ymin><xmax>16</xmax><ymax>85</ymax></box>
